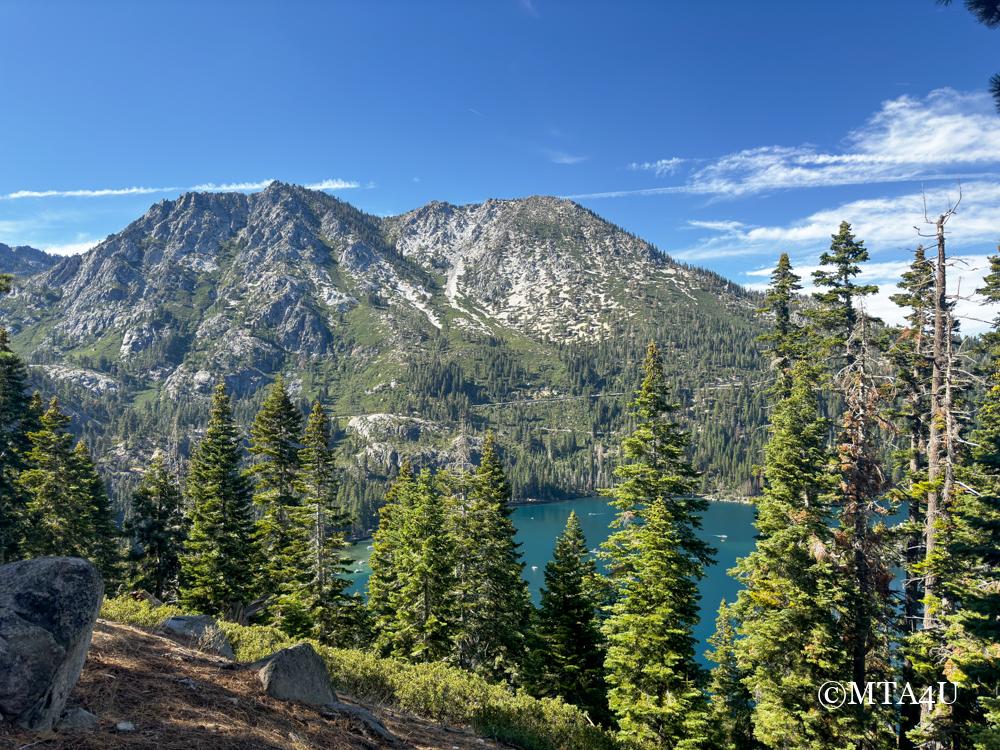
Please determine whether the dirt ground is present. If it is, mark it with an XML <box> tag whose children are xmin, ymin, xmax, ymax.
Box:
<box><xmin>0</xmin><ymin>620</ymin><xmax>509</xmax><ymax>750</ymax></box>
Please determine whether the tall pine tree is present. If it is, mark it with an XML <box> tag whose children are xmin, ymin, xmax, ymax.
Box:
<box><xmin>732</xmin><ymin>361</ymin><xmax>846</xmax><ymax>749</ymax></box>
<box><xmin>532</xmin><ymin>510</ymin><xmax>608</xmax><ymax>722</ymax></box>
<box><xmin>390</xmin><ymin>468</ymin><xmax>455</xmax><ymax>662</ymax></box>
<box><xmin>889</xmin><ymin>244</ymin><xmax>935</xmax><ymax>748</ymax></box>
<box><xmin>179</xmin><ymin>382</ymin><xmax>257</xmax><ymax>621</ymax></box>
<box><xmin>0</xmin><ymin>327</ymin><xmax>33</xmax><ymax>563</ymax></box>
<box><xmin>287</xmin><ymin>401</ymin><xmax>358</xmax><ymax>644</ymax></box>
<box><xmin>125</xmin><ymin>455</ymin><xmax>187</xmax><ymax>600</ymax></box>
<box><xmin>248</xmin><ymin>375</ymin><xmax>304</xmax><ymax>604</ymax></box>
<box><xmin>758</xmin><ymin>252</ymin><xmax>804</xmax><ymax>397</ymax></box>
<box><xmin>72</xmin><ymin>441</ymin><xmax>121</xmax><ymax>583</ymax></box>
<box><xmin>447</xmin><ymin>433</ymin><xmax>531</xmax><ymax>681</ymax></box>
<box><xmin>706</xmin><ymin>600</ymin><xmax>757</xmax><ymax>750</ymax></box>
<box><xmin>368</xmin><ymin>461</ymin><xmax>415</xmax><ymax>653</ymax></box>
<box><xmin>600</xmin><ymin>341</ymin><xmax>714</xmax><ymax>749</ymax></box>
<box><xmin>809</xmin><ymin>221</ymin><xmax>879</xmax><ymax>366</ymax></box>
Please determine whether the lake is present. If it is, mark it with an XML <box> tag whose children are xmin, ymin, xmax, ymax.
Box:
<box><xmin>345</xmin><ymin>496</ymin><xmax>759</xmax><ymax>658</ymax></box>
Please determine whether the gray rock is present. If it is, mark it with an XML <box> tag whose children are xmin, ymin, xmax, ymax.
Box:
<box><xmin>160</xmin><ymin>615</ymin><xmax>235</xmax><ymax>659</ymax></box>
<box><xmin>56</xmin><ymin>706</ymin><xmax>98</xmax><ymax>730</ymax></box>
<box><xmin>0</xmin><ymin>557</ymin><xmax>104</xmax><ymax>731</ymax></box>
<box><xmin>116</xmin><ymin>720</ymin><xmax>136</xmax><ymax>732</ymax></box>
<box><xmin>256</xmin><ymin>643</ymin><xmax>336</xmax><ymax>706</ymax></box>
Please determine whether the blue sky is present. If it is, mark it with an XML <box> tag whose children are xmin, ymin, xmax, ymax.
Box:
<box><xmin>1</xmin><ymin>1</ymin><xmax>998</xmax><ymax>328</ymax></box>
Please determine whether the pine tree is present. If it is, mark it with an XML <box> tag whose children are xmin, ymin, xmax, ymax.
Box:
<box><xmin>72</xmin><ymin>441</ymin><xmax>122</xmax><ymax>583</ymax></box>
<box><xmin>809</xmin><ymin>221</ymin><xmax>878</xmax><ymax>365</ymax></box>
<box><xmin>179</xmin><ymin>382</ymin><xmax>257</xmax><ymax>621</ymax></box>
<box><xmin>828</xmin><ymin>334</ymin><xmax>898</xmax><ymax>750</ymax></box>
<box><xmin>532</xmin><ymin>510</ymin><xmax>607</xmax><ymax>722</ymax></box>
<box><xmin>447</xmin><ymin>433</ymin><xmax>532</xmax><ymax>681</ymax></box>
<box><xmin>810</xmin><ymin>225</ymin><xmax>896</xmax><ymax>748</ymax></box>
<box><xmin>248</xmin><ymin>375</ymin><xmax>304</xmax><ymax>603</ymax></box>
<box><xmin>600</xmin><ymin>341</ymin><xmax>714</xmax><ymax>749</ymax></box>
<box><xmin>368</xmin><ymin>462</ymin><xmax>416</xmax><ymax>654</ymax></box>
<box><xmin>758</xmin><ymin>252</ymin><xmax>803</xmax><ymax>397</ymax></box>
<box><xmin>20</xmin><ymin>398</ymin><xmax>93</xmax><ymax>557</ymax></box>
<box><xmin>0</xmin><ymin>327</ymin><xmax>32</xmax><ymax>563</ymax></box>
<box><xmin>388</xmin><ymin>469</ymin><xmax>455</xmax><ymax>662</ymax></box>
<box><xmin>706</xmin><ymin>600</ymin><xmax>757</xmax><ymax>750</ymax></box>
<box><xmin>889</xmin><ymin>244</ymin><xmax>935</xmax><ymax>748</ymax></box>
<box><xmin>288</xmin><ymin>401</ymin><xmax>358</xmax><ymax>644</ymax></box>
<box><xmin>125</xmin><ymin>455</ymin><xmax>187</xmax><ymax>600</ymax></box>
<box><xmin>732</xmin><ymin>361</ymin><xmax>847</xmax><ymax>748</ymax></box>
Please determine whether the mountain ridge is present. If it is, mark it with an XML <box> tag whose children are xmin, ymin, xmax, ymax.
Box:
<box><xmin>0</xmin><ymin>182</ymin><xmax>768</xmax><ymax>528</ymax></box>
<box><xmin>0</xmin><ymin>242</ymin><xmax>58</xmax><ymax>276</ymax></box>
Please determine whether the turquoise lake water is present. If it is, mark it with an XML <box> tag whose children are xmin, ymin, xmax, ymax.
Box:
<box><xmin>346</xmin><ymin>496</ymin><xmax>759</xmax><ymax>657</ymax></box>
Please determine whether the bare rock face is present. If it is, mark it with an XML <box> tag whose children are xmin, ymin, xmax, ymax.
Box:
<box><xmin>0</xmin><ymin>557</ymin><xmax>104</xmax><ymax>730</ymax></box>
<box><xmin>257</xmin><ymin>643</ymin><xmax>336</xmax><ymax>706</ymax></box>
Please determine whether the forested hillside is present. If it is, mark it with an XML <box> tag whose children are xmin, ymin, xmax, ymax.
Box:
<box><xmin>0</xmin><ymin>183</ymin><xmax>767</xmax><ymax>529</ymax></box>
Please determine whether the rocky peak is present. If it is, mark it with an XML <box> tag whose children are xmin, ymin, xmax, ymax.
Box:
<box><xmin>0</xmin><ymin>243</ymin><xmax>58</xmax><ymax>276</ymax></box>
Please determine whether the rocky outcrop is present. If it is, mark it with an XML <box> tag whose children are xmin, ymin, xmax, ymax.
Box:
<box><xmin>0</xmin><ymin>557</ymin><xmax>104</xmax><ymax>730</ymax></box>
<box><xmin>160</xmin><ymin>615</ymin><xmax>235</xmax><ymax>659</ymax></box>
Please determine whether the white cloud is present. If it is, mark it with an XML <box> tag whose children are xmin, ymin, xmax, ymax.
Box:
<box><xmin>628</xmin><ymin>157</ymin><xmax>685</xmax><ymax>176</ymax></box>
<box><xmin>43</xmin><ymin>240</ymin><xmax>98</xmax><ymax>256</ymax></box>
<box><xmin>686</xmin><ymin>219</ymin><xmax>745</xmax><ymax>233</ymax></box>
<box><xmin>304</xmin><ymin>178</ymin><xmax>362</xmax><ymax>191</ymax></box>
<box><xmin>1</xmin><ymin>177</ymin><xmax>361</xmax><ymax>201</ymax></box>
<box><xmin>3</xmin><ymin>186</ymin><xmax>177</xmax><ymax>200</ymax></box>
<box><xmin>677</xmin><ymin>180</ymin><xmax>1000</xmax><ymax>261</ymax></box>
<box><xmin>585</xmin><ymin>88</ymin><xmax>1000</xmax><ymax>199</ymax></box>
<box><xmin>190</xmin><ymin>179</ymin><xmax>276</xmax><ymax>192</ymax></box>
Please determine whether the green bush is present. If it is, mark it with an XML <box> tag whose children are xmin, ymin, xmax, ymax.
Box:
<box><xmin>101</xmin><ymin>595</ymin><xmax>619</xmax><ymax>750</ymax></box>
<box><xmin>216</xmin><ymin>620</ymin><xmax>293</xmax><ymax>662</ymax></box>
<box><xmin>100</xmin><ymin>596</ymin><xmax>184</xmax><ymax>627</ymax></box>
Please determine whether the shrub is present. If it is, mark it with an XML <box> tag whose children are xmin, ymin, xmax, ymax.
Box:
<box><xmin>100</xmin><ymin>596</ymin><xmax>184</xmax><ymax>628</ymax></box>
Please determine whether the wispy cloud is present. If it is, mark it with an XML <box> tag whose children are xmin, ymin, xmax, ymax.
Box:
<box><xmin>304</xmin><ymin>178</ymin><xmax>361</xmax><ymax>190</ymax></box>
<box><xmin>0</xmin><ymin>177</ymin><xmax>361</xmax><ymax>201</ymax></box>
<box><xmin>628</xmin><ymin>157</ymin><xmax>685</xmax><ymax>176</ymax></box>
<box><xmin>545</xmin><ymin>149</ymin><xmax>588</xmax><ymax>165</ymax></box>
<box><xmin>189</xmin><ymin>180</ymin><xmax>276</xmax><ymax>192</ymax></box>
<box><xmin>674</xmin><ymin>181</ymin><xmax>1000</xmax><ymax>261</ymax></box>
<box><xmin>586</xmin><ymin>89</ymin><xmax>1000</xmax><ymax>199</ymax></box>
<box><xmin>3</xmin><ymin>186</ymin><xmax>178</xmax><ymax>200</ymax></box>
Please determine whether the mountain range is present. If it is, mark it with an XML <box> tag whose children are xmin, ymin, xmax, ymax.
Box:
<box><xmin>0</xmin><ymin>182</ymin><xmax>768</xmax><ymax>530</ymax></box>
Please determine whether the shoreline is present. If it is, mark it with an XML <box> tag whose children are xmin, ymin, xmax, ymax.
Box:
<box><xmin>510</xmin><ymin>493</ymin><xmax>756</xmax><ymax>507</ymax></box>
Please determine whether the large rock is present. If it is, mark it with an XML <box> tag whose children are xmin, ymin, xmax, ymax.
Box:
<box><xmin>0</xmin><ymin>557</ymin><xmax>104</xmax><ymax>730</ymax></box>
<box><xmin>256</xmin><ymin>643</ymin><xmax>336</xmax><ymax>705</ymax></box>
<box><xmin>160</xmin><ymin>615</ymin><xmax>235</xmax><ymax>659</ymax></box>
<box><xmin>256</xmin><ymin>642</ymin><xmax>397</xmax><ymax>744</ymax></box>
